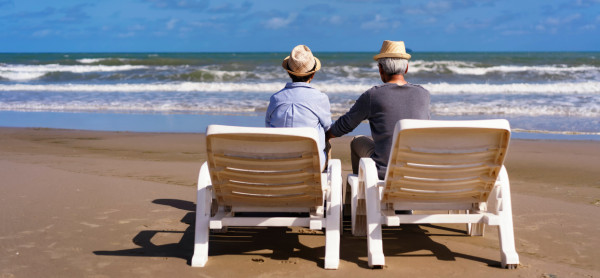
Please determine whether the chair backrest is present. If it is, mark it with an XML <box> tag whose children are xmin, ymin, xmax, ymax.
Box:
<box><xmin>205</xmin><ymin>125</ymin><xmax>324</xmax><ymax>208</ymax></box>
<box><xmin>383</xmin><ymin>119</ymin><xmax>511</xmax><ymax>203</ymax></box>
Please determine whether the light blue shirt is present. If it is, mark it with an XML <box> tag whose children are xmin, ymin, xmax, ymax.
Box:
<box><xmin>265</xmin><ymin>82</ymin><xmax>332</xmax><ymax>169</ymax></box>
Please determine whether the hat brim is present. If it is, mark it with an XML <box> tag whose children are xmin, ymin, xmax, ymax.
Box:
<box><xmin>282</xmin><ymin>56</ymin><xmax>321</xmax><ymax>77</ymax></box>
<box><xmin>373</xmin><ymin>52</ymin><xmax>411</xmax><ymax>61</ymax></box>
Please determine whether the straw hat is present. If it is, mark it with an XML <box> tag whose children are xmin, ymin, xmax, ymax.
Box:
<box><xmin>282</xmin><ymin>45</ymin><xmax>321</xmax><ymax>77</ymax></box>
<box><xmin>373</xmin><ymin>40</ymin><xmax>411</xmax><ymax>61</ymax></box>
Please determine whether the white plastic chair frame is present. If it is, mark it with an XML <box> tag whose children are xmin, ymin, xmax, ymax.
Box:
<box><xmin>191</xmin><ymin>125</ymin><xmax>341</xmax><ymax>269</ymax></box>
<box><xmin>349</xmin><ymin>119</ymin><xmax>519</xmax><ymax>269</ymax></box>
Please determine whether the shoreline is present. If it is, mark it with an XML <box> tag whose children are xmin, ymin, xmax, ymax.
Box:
<box><xmin>1</xmin><ymin>127</ymin><xmax>599</xmax><ymax>277</ymax></box>
<box><xmin>1</xmin><ymin>110</ymin><xmax>599</xmax><ymax>141</ymax></box>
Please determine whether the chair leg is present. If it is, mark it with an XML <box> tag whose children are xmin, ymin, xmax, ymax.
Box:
<box><xmin>354</xmin><ymin>199</ymin><xmax>367</xmax><ymax>236</ymax></box>
<box><xmin>468</xmin><ymin>222</ymin><xmax>485</xmax><ymax>236</ymax></box>
<box><xmin>348</xmin><ymin>174</ymin><xmax>367</xmax><ymax>236</ymax></box>
<box><xmin>467</xmin><ymin>208</ymin><xmax>485</xmax><ymax>236</ymax></box>
<box><xmin>324</xmin><ymin>159</ymin><xmax>341</xmax><ymax>269</ymax></box>
<box><xmin>191</xmin><ymin>162</ymin><xmax>212</xmax><ymax>267</ymax></box>
<box><xmin>497</xmin><ymin>166</ymin><xmax>519</xmax><ymax>269</ymax></box>
<box><xmin>361</xmin><ymin>158</ymin><xmax>385</xmax><ymax>268</ymax></box>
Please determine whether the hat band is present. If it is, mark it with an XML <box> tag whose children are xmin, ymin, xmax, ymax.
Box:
<box><xmin>287</xmin><ymin>58</ymin><xmax>318</xmax><ymax>74</ymax></box>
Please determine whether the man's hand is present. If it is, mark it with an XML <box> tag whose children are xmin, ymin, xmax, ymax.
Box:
<box><xmin>325</xmin><ymin>129</ymin><xmax>336</xmax><ymax>141</ymax></box>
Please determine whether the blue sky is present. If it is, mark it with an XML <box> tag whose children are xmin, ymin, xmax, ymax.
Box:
<box><xmin>0</xmin><ymin>0</ymin><xmax>599</xmax><ymax>52</ymax></box>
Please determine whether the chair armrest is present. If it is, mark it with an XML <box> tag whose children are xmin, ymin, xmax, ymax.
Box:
<box><xmin>347</xmin><ymin>174</ymin><xmax>358</xmax><ymax>187</ymax></box>
<box><xmin>197</xmin><ymin>162</ymin><xmax>212</xmax><ymax>190</ymax></box>
<box><xmin>327</xmin><ymin>159</ymin><xmax>342</xmax><ymax>189</ymax></box>
<box><xmin>358</xmin><ymin>157</ymin><xmax>379</xmax><ymax>185</ymax></box>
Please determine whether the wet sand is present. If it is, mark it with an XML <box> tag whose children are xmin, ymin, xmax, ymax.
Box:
<box><xmin>0</xmin><ymin>127</ymin><xmax>599</xmax><ymax>277</ymax></box>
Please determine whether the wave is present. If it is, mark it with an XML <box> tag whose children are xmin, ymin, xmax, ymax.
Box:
<box><xmin>2</xmin><ymin>60</ymin><xmax>598</xmax><ymax>82</ymax></box>
<box><xmin>2</xmin><ymin>98</ymin><xmax>598</xmax><ymax>118</ymax></box>
<box><xmin>422</xmin><ymin>81</ymin><xmax>600</xmax><ymax>94</ymax></box>
<box><xmin>1</xmin><ymin>81</ymin><xmax>599</xmax><ymax>95</ymax></box>
<box><xmin>0</xmin><ymin>82</ymin><xmax>283</xmax><ymax>93</ymax></box>
<box><xmin>0</xmin><ymin>63</ymin><xmax>283</xmax><ymax>82</ymax></box>
<box><xmin>429</xmin><ymin>103</ymin><xmax>600</xmax><ymax>118</ymax></box>
<box><xmin>76</xmin><ymin>58</ymin><xmax>135</xmax><ymax>64</ymax></box>
<box><xmin>407</xmin><ymin>60</ymin><xmax>599</xmax><ymax>76</ymax></box>
<box><xmin>448</xmin><ymin>65</ymin><xmax>597</xmax><ymax>76</ymax></box>
<box><xmin>77</xmin><ymin>58</ymin><xmax>111</xmax><ymax>64</ymax></box>
<box><xmin>511</xmin><ymin>128</ymin><xmax>600</xmax><ymax>136</ymax></box>
<box><xmin>0</xmin><ymin>64</ymin><xmax>149</xmax><ymax>81</ymax></box>
<box><xmin>0</xmin><ymin>101</ymin><xmax>264</xmax><ymax>114</ymax></box>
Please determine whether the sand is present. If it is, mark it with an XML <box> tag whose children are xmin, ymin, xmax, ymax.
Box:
<box><xmin>0</xmin><ymin>127</ymin><xmax>599</xmax><ymax>277</ymax></box>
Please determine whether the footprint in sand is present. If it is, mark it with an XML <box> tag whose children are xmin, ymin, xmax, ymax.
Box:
<box><xmin>279</xmin><ymin>259</ymin><xmax>298</xmax><ymax>264</ymax></box>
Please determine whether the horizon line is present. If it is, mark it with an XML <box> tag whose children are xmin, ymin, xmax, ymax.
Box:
<box><xmin>1</xmin><ymin>50</ymin><xmax>599</xmax><ymax>54</ymax></box>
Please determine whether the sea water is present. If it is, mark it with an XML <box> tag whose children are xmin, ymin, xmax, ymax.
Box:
<box><xmin>0</xmin><ymin>52</ymin><xmax>598</xmax><ymax>139</ymax></box>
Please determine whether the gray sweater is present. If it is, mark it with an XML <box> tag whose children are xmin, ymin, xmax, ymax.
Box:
<box><xmin>329</xmin><ymin>82</ymin><xmax>430</xmax><ymax>178</ymax></box>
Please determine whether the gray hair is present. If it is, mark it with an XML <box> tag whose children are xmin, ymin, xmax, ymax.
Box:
<box><xmin>377</xmin><ymin>58</ymin><xmax>408</xmax><ymax>75</ymax></box>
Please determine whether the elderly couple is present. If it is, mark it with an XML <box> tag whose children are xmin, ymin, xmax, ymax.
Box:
<box><xmin>266</xmin><ymin>40</ymin><xmax>430</xmax><ymax>179</ymax></box>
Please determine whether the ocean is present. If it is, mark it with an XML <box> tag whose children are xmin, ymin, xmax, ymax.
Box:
<box><xmin>0</xmin><ymin>52</ymin><xmax>599</xmax><ymax>140</ymax></box>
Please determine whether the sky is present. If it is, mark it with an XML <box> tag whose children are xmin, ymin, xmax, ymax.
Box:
<box><xmin>0</xmin><ymin>0</ymin><xmax>599</xmax><ymax>52</ymax></box>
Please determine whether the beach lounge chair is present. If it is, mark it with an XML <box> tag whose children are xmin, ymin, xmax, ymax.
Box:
<box><xmin>349</xmin><ymin>119</ymin><xmax>519</xmax><ymax>269</ymax></box>
<box><xmin>191</xmin><ymin>125</ymin><xmax>341</xmax><ymax>269</ymax></box>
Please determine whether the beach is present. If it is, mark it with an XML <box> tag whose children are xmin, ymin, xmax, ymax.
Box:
<box><xmin>1</xmin><ymin>127</ymin><xmax>599</xmax><ymax>277</ymax></box>
<box><xmin>2</xmin><ymin>0</ymin><xmax>599</xmax><ymax>276</ymax></box>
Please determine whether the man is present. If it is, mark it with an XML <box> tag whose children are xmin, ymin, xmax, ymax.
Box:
<box><xmin>326</xmin><ymin>40</ymin><xmax>430</xmax><ymax>179</ymax></box>
<box><xmin>266</xmin><ymin>45</ymin><xmax>332</xmax><ymax>170</ymax></box>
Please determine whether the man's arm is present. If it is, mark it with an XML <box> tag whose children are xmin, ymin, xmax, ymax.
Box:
<box><xmin>328</xmin><ymin>91</ymin><xmax>370</xmax><ymax>138</ymax></box>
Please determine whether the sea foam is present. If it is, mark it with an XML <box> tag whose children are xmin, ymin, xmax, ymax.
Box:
<box><xmin>410</xmin><ymin>60</ymin><xmax>598</xmax><ymax>75</ymax></box>
<box><xmin>0</xmin><ymin>64</ymin><xmax>149</xmax><ymax>81</ymax></box>
<box><xmin>1</xmin><ymin>81</ymin><xmax>599</xmax><ymax>95</ymax></box>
